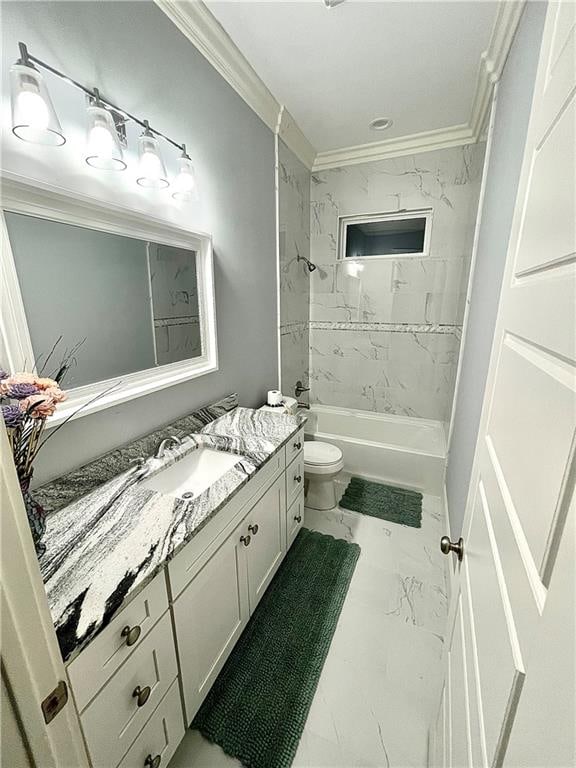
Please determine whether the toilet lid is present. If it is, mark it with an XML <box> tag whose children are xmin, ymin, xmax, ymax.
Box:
<box><xmin>304</xmin><ymin>441</ymin><xmax>342</xmax><ymax>465</ymax></box>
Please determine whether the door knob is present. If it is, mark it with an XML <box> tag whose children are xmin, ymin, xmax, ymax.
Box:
<box><xmin>248</xmin><ymin>524</ymin><xmax>259</xmax><ymax>535</ymax></box>
<box><xmin>294</xmin><ymin>474</ymin><xmax>302</xmax><ymax>483</ymax></box>
<box><xmin>240</xmin><ymin>534</ymin><xmax>251</xmax><ymax>547</ymax></box>
<box><xmin>144</xmin><ymin>755</ymin><xmax>161</xmax><ymax>768</ymax></box>
<box><xmin>294</xmin><ymin>514</ymin><xmax>302</xmax><ymax>523</ymax></box>
<box><xmin>440</xmin><ymin>536</ymin><xmax>464</xmax><ymax>562</ymax></box>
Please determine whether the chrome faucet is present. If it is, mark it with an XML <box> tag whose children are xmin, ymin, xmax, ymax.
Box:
<box><xmin>154</xmin><ymin>435</ymin><xmax>183</xmax><ymax>459</ymax></box>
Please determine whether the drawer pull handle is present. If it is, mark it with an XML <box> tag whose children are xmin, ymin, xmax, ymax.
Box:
<box><xmin>248</xmin><ymin>524</ymin><xmax>259</xmax><ymax>535</ymax></box>
<box><xmin>294</xmin><ymin>475</ymin><xmax>302</xmax><ymax>483</ymax></box>
<box><xmin>240</xmin><ymin>534</ymin><xmax>251</xmax><ymax>547</ymax></box>
<box><xmin>144</xmin><ymin>755</ymin><xmax>161</xmax><ymax>768</ymax></box>
<box><xmin>121</xmin><ymin>624</ymin><xmax>141</xmax><ymax>647</ymax></box>
<box><xmin>293</xmin><ymin>441</ymin><xmax>302</xmax><ymax>450</ymax></box>
<box><xmin>132</xmin><ymin>685</ymin><xmax>151</xmax><ymax>707</ymax></box>
<box><xmin>294</xmin><ymin>514</ymin><xmax>302</xmax><ymax>523</ymax></box>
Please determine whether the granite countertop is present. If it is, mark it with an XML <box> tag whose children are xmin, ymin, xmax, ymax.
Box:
<box><xmin>38</xmin><ymin>400</ymin><xmax>304</xmax><ymax>663</ymax></box>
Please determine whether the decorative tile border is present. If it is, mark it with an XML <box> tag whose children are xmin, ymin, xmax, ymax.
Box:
<box><xmin>309</xmin><ymin>320</ymin><xmax>462</xmax><ymax>336</ymax></box>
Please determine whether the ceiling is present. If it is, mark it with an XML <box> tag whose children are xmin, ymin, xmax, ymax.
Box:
<box><xmin>205</xmin><ymin>0</ymin><xmax>499</xmax><ymax>153</ymax></box>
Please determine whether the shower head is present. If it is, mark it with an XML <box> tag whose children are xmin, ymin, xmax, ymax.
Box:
<box><xmin>297</xmin><ymin>253</ymin><xmax>317</xmax><ymax>273</ymax></box>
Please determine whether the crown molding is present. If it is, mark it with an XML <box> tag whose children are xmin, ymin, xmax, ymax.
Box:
<box><xmin>312</xmin><ymin>124</ymin><xmax>475</xmax><ymax>171</ymax></box>
<box><xmin>156</xmin><ymin>0</ymin><xmax>525</xmax><ymax>173</ymax></box>
<box><xmin>277</xmin><ymin>108</ymin><xmax>316</xmax><ymax>170</ymax></box>
<box><xmin>469</xmin><ymin>0</ymin><xmax>526</xmax><ymax>138</ymax></box>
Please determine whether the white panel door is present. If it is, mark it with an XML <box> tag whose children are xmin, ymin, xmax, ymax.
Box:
<box><xmin>433</xmin><ymin>3</ymin><xmax>576</xmax><ymax>766</ymax></box>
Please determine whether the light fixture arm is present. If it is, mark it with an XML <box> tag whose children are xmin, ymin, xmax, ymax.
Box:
<box><xmin>16</xmin><ymin>41</ymin><xmax>186</xmax><ymax>154</ymax></box>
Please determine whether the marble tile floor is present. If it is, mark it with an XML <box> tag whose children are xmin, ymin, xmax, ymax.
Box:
<box><xmin>169</xmin><ymin>478</ymin><xmax>449</xmax><ymax>768</ymax></box>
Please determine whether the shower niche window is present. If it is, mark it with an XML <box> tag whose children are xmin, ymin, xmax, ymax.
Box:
<box><xmin>339</xmin><ymin>210</ymin><xmax>432</xmax><ymax>260</ymax></box>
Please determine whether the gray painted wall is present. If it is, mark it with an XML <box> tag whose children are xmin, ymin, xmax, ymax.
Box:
<box><xmin>1</xmin><ymin>1</ymin><xmax>277</xmax><ymax>484</ymax></box>
<box><xmin>445</xmin><ymin>2</ymin><xmax>547</xmax><ymax>536</ymax></box>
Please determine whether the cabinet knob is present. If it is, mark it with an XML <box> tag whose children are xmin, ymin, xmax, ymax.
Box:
<box><xmin>294</xmin><ymin>514</ymin><xmax>302</xmax><ymax>523</ymax></box>
<box><xmin>294</xmin><ymin>474</ymin><xmax>302</xmax><ymax>483</ymax></box>
<box><xmin>294</xmin><ymin>441</ymin><xmax>302</xmax><ymax>450</ymax></box>
<box><xmin>132</xmin><ymin>685</ymin><xmax>151</xmax><ymax>707</ymax></box>
<box><xmin>144</xmin><ymin>755</ymin><xmax>161</xmax><ymax>768</ymax></box>
<box><xmin>240</xmin><ymin>534</ymin><xmax>251</xmax><ymax>547</ymax></box>
<box><xmin>248</xmin><ymin>524</ymin><xmax>259</xmax><ymax>535</ymax></box>
<box><xmin>440</xmin><ymin>536</ymin><xmax>464</xmax><ymax>562</ymax></box>
<box><xmin>121</xmin><ymin>624</ymin><xmax>141</xmax><ymax>647</ymax></box>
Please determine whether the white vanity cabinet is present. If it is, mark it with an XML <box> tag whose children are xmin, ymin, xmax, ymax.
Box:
<box><xmin>242</xmin><ymin>473</ymin><xmax>286</xmax><ymax>612</ymax></box>
<box><xmin>66</xmin><ymin>430</ymin><xmax>305</xmax><ymax>767</ymax></box>
<box><xmin>172</xmin><ymin>516</ymin><xmax>250</xmax><ymax>720</ymax></box>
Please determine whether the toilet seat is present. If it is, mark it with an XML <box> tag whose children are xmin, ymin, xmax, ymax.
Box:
<box><xmin>304</xmin><ymin>441</ymin><xmax>344</xmax><ymax>475</ymax></box>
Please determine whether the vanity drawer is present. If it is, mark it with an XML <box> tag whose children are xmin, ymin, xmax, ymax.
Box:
<box><xmin>286</xmin><ymin>452</ymin><xmax>305</xmax><ymax>508</ymax></box>
<box><xmin>80</xmin><ymin>612</ymin><xmax>178</xmax><ymax>768</ymax></box>
<box><xmin>68</xmin><ymin>573</ymin><xmax>169</xmax><ymax>712</ymax></box>
<box><xmin>287</xmin><ymin>491</ymin><xmax>305</xmax><ymax>546</ymax></box>
<box><xmin>116</xmin><ymin>680</ymin><xmax>184</xmax><ymax>768</ymax></box>
<box><xmin>286</xmin><ymin>428</ymin><xmax>304</xmax><ymax>464</ymax></box>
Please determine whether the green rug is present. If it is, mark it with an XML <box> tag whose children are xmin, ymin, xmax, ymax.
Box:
<box><xmin>340</xmin><ymin>477</ymin><xmax>423</xmax><ymax>528</ymax></box>
<box><xmin>192</xmin><ymin>528</ymin><xmax>360</xmax><ymax>768</ymax></box>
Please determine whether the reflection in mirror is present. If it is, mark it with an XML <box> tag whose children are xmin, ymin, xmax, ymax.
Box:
<box><xmin>4</xmin><ymin>212</ymin><xmax>202</xmax><ymax>389</ymax></box>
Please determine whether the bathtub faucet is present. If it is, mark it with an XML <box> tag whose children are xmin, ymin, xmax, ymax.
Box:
<box><xmin>295</xmin><ymin>380</ymin><xmax>310</xmax><ymax>398</ymax></box>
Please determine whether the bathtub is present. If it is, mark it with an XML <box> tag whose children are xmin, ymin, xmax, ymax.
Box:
<box><xmin>303</xmin><ymin>405</ymin><xmax>446</xmax><ymax>495</ymax></box>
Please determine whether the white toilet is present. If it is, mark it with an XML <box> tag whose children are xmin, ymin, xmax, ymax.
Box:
<box><xmin>304</xmin><ymin>441</ymin><xmax>344</xmax><ymax>510</ymax></box>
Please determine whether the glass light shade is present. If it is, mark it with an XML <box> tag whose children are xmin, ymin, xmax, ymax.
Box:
<box><xmin>136</xmin><ymin>133</ymin><xmax>168</xmax><ymax>189</ymax></box>
<box><xmin>85</xmin><ymin>105</ymin><xmax>126</xmax><ymax>171</ymax></box>
<box><xmin>10</xmin><ymin>63</ymin><xmax>65</xmax><ymax>146</ymax></box>
<box><xmin>172</xmin><ymin>155</ymin><xmax>198</xmax><ymax>201</ymax></box>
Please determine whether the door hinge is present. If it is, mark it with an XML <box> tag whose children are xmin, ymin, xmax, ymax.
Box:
<box><xmin>41</xmin><ymin>680</ymin><xmax>68</xmax><ymax>724</ymax></box>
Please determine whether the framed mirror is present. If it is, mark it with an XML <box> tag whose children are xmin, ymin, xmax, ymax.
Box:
<box><xmin>1</xmin><ymin>175</ymin><xmax>217</xmax><ymax>425</ymax></box>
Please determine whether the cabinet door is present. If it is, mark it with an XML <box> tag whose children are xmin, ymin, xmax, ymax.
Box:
<box><xmin>173</xmin><ymin>523</ymin><xmax>249</xmax><ymax>723</ymax></box>
<box><xmin>244</xmin><ymin>474</ymin><xmax>286</xmax><ymax>613</ymax></box>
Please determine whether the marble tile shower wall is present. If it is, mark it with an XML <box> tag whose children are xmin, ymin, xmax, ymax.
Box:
<box><xmin>309</xmin><ymin>144</ymin><xmax>485</xmax><ymax>423</ymax></box>
<box><xmin>278</xmin><ymin>139</ymin><xmax>311</xmax><ymax>401</ymax></box>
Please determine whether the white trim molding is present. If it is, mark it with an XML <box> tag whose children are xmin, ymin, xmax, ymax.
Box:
<box><xmin>1</xmin><ymin>173</ymin><xmax>219</xmax><ymax>426</ymax></box>
<box><xmin>277</xmin><ymin>108</ymin><xmax>316</xmax><ymax>171</ymax></box>
<box><xmin>155</xmin><ymin>0</ymin><xmax>525</xmax><ymax>171</ymax></box>
<box><xmin>312</xmin><ymin>124</ymin><xmax>476</xmax><ymax>172</ymax></box>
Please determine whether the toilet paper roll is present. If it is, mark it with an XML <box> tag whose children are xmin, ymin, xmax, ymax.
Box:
<box><xmin>267</xmin><ymin>390</ymin><xmax>282</xmax><ymax>406</ymax></box>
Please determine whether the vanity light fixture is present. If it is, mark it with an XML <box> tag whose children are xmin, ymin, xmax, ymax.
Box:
<box><xmin>369</xmin><ymin>118</ymin><xmax>393</xmax><ymax>131</ymax></box>
<box><xmin>10</xmin><ymin>43</ymin><xmax>65</xmax><ymax>146</ymax></box>
<box><xmin>85</xmin><ymin>88</ymin><xmax>127</xmax><ymax>171</ymax></box>
<box><xmin>9</xmin><ymin>41</ymin><xmax>199</xmax><ymax>203</ymax></box>
<box><xmin>172</xmin><ymin>145</ymin><xmax>198</xmax><ymax>201</ymax></box>
<box><xmin>137</xmin><ymin>121</ymin><xmax>169</xmax><ymax>189</ymax></box>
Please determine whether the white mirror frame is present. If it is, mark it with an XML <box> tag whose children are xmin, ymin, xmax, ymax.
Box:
<box><xmin>1</xmin><ymin>173</ymin><xmax>218</xmax><ymax>426</ymax></box>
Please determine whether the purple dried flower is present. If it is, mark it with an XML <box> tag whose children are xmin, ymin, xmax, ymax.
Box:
<box><xmin>1</xmin><ymin>404</ymin><xmax>24</xmax><ymax>428</ymax></box>
<box><xmin>7</xmin><ymin>382</ymin><xmax>39</xmax><ymax>399</ymax></box>
<box><xmin>0</xmin><ymin>369</ymin><xmax>8</xmax><ymax>381</ymax></box>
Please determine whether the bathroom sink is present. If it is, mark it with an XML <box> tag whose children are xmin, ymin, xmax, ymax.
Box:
<box><xmin>139</xmin><ymin>446</ymin><xmax>243</xmax><ymax>500</ymax></box>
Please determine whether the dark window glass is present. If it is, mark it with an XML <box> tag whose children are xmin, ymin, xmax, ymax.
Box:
<box><xmin>345</xmin><ymin>217</ymin><xmax>426</xmax><ymax>258</ymax></box>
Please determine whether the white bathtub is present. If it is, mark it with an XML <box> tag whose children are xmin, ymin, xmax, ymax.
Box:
<box><xmin>303</xmin><ymin>405</ymin><xmax>446</xmax><ymax>495</ymax></box>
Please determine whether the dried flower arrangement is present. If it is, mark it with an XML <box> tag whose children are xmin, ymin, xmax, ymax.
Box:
<box><xmin>1</xmin><ymin>338</ymin><xmax>115</xmax><ymax>556</ymax></box>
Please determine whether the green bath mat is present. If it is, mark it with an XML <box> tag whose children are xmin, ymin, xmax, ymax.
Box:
<box><xmin>340</xmin><ymin>477</ymin><xmax>423</xmax><ymax>528</ymax></box>
<box><xmin>192</xmin><ymin>528</ymin><xmax>360</xmax><ymax>768</ymax></box>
